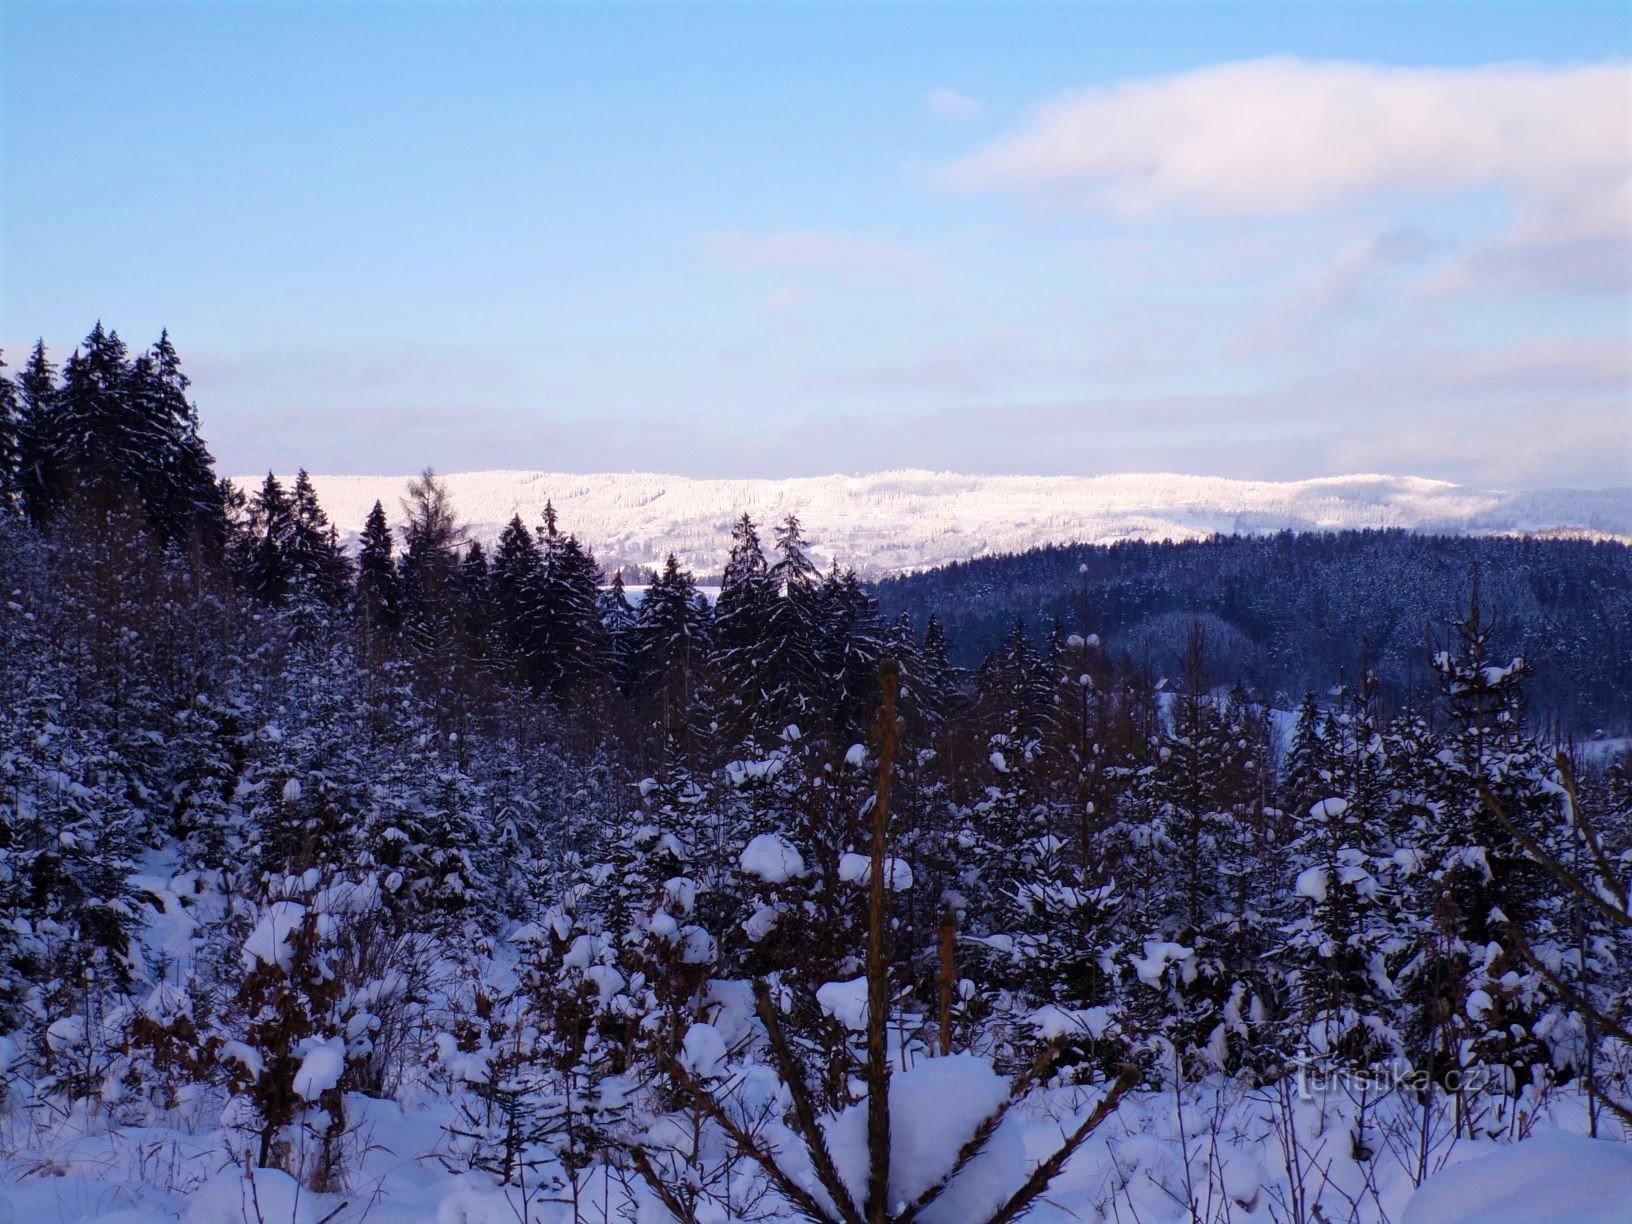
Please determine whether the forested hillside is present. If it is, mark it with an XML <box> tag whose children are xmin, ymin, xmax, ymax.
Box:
<box><xmin>1</xmin><ymin>327</ymin><xmax>1629</xmax><ymax>1221</ymax></box>
<box><xmin>876</xmin><ymin>533</ymin><xmax>1632</xmax><ymax>738</ymax></box>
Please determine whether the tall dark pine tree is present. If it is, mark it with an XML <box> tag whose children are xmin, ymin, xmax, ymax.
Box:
<box><xmin>14</xmin><ymin>341</ymin><xmax>57</xmax><ymax>523</ymax></box>
<box><xmin>398</xmin><ymin>468</ymin><xmax>464</xmax><ymax>662</ymax></box>
<box><xmin>126</xmin><ymin>330</ymin><xmax>225</xmax><ymax>545</ymax></box>
<box><xmin>753</xmin><ymin>514</ymin><xmax>824</xmax><ymax>735</ymax></box>
<box><xmin>243</xmin><ymin>473</ymin><xmax>296</xmax><ymax>602</ymax></box>
<box><xmin>598</xmin><ymin>571</ymin><xmax>639</xmax><ymax>693</ymax></box>
<box><xmin>38</xmin><ymin>324</ymin><xmax>133</xmax><ymax>519</ymax></box>
<box><xmin>534</xmin><ymin>504</ymin><xmax>606</xmax><ymax>696</ymax></box>
<box><xmin>354</xmin><ymin>500</ymin><xmax>400</xmax><ymax>635</ymax></box>
<box><xmin>0</xmin><ymin>351</ymin><xmax>19</xmax><ymax>511</ymax></box>
<box><xmin>633</xmin><ymin>553</ymin><xmax>710</xmax><ymax>757</ymax></box>
<box><xmin>489</xmin><ymin>515</ymin><xmax>544</xmax><ymax>680</ymax></box>
<box><xmin>14</xmin><ymin>326</ymin><xmax>223</xmax><ymax>543</ymax></box>
<box><xmin>818</xmin><ymin>565</ymin><xmax>884</xmax><ymax>738</ymax></box>
<box><xmin>711</xmin><ymin>513</ymin><xmax>776</xmax><ymax>738</ymax></box>
<box><xmin>286</xmin><ymin>470</ymin><xmax>351</xmax><ymax>605</ymax></box>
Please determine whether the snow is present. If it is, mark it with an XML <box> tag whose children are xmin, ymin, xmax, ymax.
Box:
<box><xmin>816</xmin><ymin>976</ymin><xmax>871</xmax><ymax>1030</ymax></box>
<box><xmin>185</xmin><ymin>1168</ymin><xmax>317</xmax><ymax>1223</ymax></box>
<box><xmin>45</xmin><ymin>1015</ymin><xmax>86</xmax><ymax>1052</ymax></box>
<box><xmin>1030</xmin><ymin>1003</ymin><xmax>1116</xmax><ymax>1040</ymax></box>
<box><xmin>838</xmin><ymin>851</ymin><xmax>914</xmax><ymax>890</ymax></box>
<box><xmin>243</xmin><ymin>469</ymin><xmax>1632</xmax><ymax>575</ymax></box>
<box><xmin>739</xmin><ymin>832</ymin><xmax>806</xmax><ymax>883</ymax></box>
<box><xmin>219</xmin><ymin>1039</ymin><xmax>264</xmax><ymax>1080</ymax></box>
<box><xmin>292</xmin><ymin>1035</ymin><xmax>346</xmax><ymax>1100</ymax></box>
<box><xmin>824</xmin><ymin>1054</ymin><xmax>1024</xmax><ymax>1222</ymax></box>
<box><xmin>1403</xmin><ymin>1133</ymin><xmax>1632</xmax><ymax>1224</ymax></box>
<box><xmin>680</xmin><ymin>1022</ymin><xmax>729</xmax><ymax>1079</ymax></box>
<box><xmin>1295</xmin><ymin>865</ymin><xmax>1330</xmax><ymax>902</ymax></box>
<box><xmin>243</xmin><ymin>901</ymin><xmax>308</xmax><ymax>971</ymax></box>
<box><xmin>844</xmin><ymin>742</ymin><xmax>867</xmax><ymax>767</ymax></box>
<box><xmin>1132</xmin><ymin>939</ymin><xmax>1195</xmax><ymax>986</ymax></box>
<box><xmin>742</xmin><ymin>902</ymin><xmax>781</xmax><ymax>941</ymax></box>
<box><xmin>1466</xmin><ymin>988</ymin><xmax>1494</xmax><ymax>1021</ymax></box>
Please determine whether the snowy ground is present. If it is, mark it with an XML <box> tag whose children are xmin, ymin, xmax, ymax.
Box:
<box><xmin>5</xmin><ymin>853</ymin><xmax>1626</xmax><ymax>1224</ymax></box>
<box><xmin>236</xmin><ymin>470</ymin><xmax>1632</xmax><ymax>576</ymax></box>
<box><xmin>4</xmin><ymin>1067</ymin><xmax>1626</xmax><ymax>1222</ymax></box>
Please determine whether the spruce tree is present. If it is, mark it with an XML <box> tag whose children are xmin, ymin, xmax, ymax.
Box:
<box><xmin>243</xmin><ymin>473</ymin><xmax>296</xmax><ymax>602</ymax></box>
<box><xmin>354</xmin><ymin>500</ymin><xmax>400</xmax><ymax>635</ymax></box>
<box><xmin>598</xmin><ymin>570</ymin><xmax>639</xmax><ymax>693</ymax></box>
<box><xmin>634</xmin><ymin>553</ymin><xmax>710</xmax><ymax>757</ymax></box>
<box><xmin>489</xmin><ymin>514</ymin><xmax>544</xmax><ymax>680</ymax></box>
<box><xmin>0</xmin><ymin>351</ymin><xmax>19</xmax><ymax>512</ymax></box>
<box><xmin>286</xmin><ymin>470</ymin><xmax>351</xmax><ymax>605</ymax></box>
<box><xmin>712</xmin><ymin>513</ymin><xmax>776</xmax><ymax>738</ymax></box>
<box><xmin>534</xmin><ymin>509</ymin><xmax>606</xmax><ymax>696</ymax></box>
<box><xmin>14</xmin><ymin>340</ymin><xmax>58</xmax><ymax>523</ymax></box>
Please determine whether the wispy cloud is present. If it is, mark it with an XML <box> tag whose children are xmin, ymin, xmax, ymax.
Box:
<box><xmin>943</xmin><ymin>58</ymin><xmax>1630</xmax><ymax>299</ymax></box>
<box><xmin>704</xmin><ymin>229</ymin><xmax>940</xmax><ymax>285</ymax></box>
<box><xmin>926</xmin><ymin>86</ymin><xmax>984</xmax><ymax>121</ymax></box>
<box><xmin>1241</xmin><ymin>226</ymin><xmax>1444</xmax><ymax>350</ymax></box>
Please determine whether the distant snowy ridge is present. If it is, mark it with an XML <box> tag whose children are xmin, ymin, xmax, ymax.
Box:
<box><xmin>238</xmin><ymin>469</ymin><xmax>1632</xmax><ymax>576</ymax></box>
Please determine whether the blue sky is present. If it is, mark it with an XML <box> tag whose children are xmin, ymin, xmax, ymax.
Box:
<box><xmin>3</xmin><ymin>1</ymin><xmax>1628</xmax><ymax>486</ymax></box>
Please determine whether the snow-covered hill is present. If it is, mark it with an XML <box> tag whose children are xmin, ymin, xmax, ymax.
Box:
<box><xmin>243</xmin><ymin>469</ymin><xmax>1632</xmax><ymax>576</ymax></box>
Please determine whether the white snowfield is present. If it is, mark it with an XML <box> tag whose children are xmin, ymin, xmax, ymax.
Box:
<box><xmin>242</xmin><ymin>470</ymin><xmax>1632</xmax><ymax>576</ymax></box>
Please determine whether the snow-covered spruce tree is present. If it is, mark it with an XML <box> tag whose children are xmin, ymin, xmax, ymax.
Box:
<box><xmin>657</xmin><ymin>660</ymin><xmax>1138</xmax><ymax>1223</ymax></box>
<box><xmin>286</xmin><ymin>469</ymin><xmax>352</xmax><ymax>607</ymax></box>
<box><xmin>710</xmin><ymin>512</ymin><xmax>777</xmax><ymax>744</ymax></box>
<box><xmin>15</xmin><ymin>324</ymin><xmax>225</xmax><ymax>547</ymax></box>
<box><xmin>121</xmin><ymin>330</ymin><xmax>226</xmax><ymax>548</ymax></box>
<box><xmin>1478</xmin><ymin>755</ymin><xmax>1632</xmax><ymax>1129</ymax></box>
<box><xmin>751</xmin><ymin>514</ymin><xmax>827</xmax><ymax>737</ymax></box>
<box><xmin>369</xmin><ymin>754</ymin><xmax>489</xmax><ymax>933</ymax></box>
<box><xmin>0</xmin><ymin>684</ymin><xmax>140</xmax><ymax>1102</ymax></box>
<box><xmin>397</xmin><ymin>467</ymin><xmax>466</xmax><ymax>677</ymax></box>
<box><xmin>167</xmin><ymin>688</ymin><xmax>251</xmax><ymax>875</ymax></box>
<box><xmin>241</xmin><ymin>472</ymin><xmax>297</xmax><ymax>603</ymax></box>
<box><xmin>489</xmin><ymin>512</ymin><xmax>544</xmax><ymax>683</ymax></box>
<box><xmin>1283</xmin><ymin>690</ymin><xmax>1333</xmax><ymax>818</ymax></box>
<box><xmin>598</xmin><ymin>568</ymin><xmax>640</xmax><ymax>694</ymax></box>
<box><xmin>534</xmin><ymin>503</ymin><xmax>609</xmax><ymax>701</ymax></box>
<box><xmin>1280</xmin><ymin>674</ymin><xmax>1400</xmax><ymax>1072</ymax></box>
<box><xmin>1117</xmin><ymin>624</ymin><xmax>1276</xmax><ymax>1079</ymax></box>
<box><xmin>1395</xmin><ymin>585</ymin><xmax>1564</xmax><ymax>1100</ymax></box>
<box><xmin>817</xmin><ymin>564</ymin><xmax>886</xmax><ymax>740</ymax></box>
<box><xmin>633</xmin><ymin>553</ymin><xmax>713</xmax><ymax>762</ymax></box>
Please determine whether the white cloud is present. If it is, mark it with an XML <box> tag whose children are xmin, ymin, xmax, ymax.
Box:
<box><xmin>944</xmin><ymin>58</ymin><xmax>1629</xmax><ymax>294</ymax></box>
<box><xmin>926</xmin><ymin>86</ymin><xmax>984</xmax><ymax>121</ymax></box>
<box><xmin>705</xmin><ymin>229</ymin><xmax>939</xmax><ymax>284</ymax></box>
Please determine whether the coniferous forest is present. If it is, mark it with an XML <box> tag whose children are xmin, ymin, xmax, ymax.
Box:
<box><xmin>2</xmin><ymin>327</ymin><xmax>1630</xmax><ymax>1221</ymax></box>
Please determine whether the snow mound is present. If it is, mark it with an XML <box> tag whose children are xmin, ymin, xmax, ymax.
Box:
<box><xmin>739</xmin><ymin>833</ymin><xmax>805</xmax><ymax>883</ymax></box>
<box><xmin>186</xmin><ymin>1167</ymin><xmax>315</xmax><ymax>1224</ymax></box>
<box><xmin>293</xmin><ymin>1035</ymin><xmax>346</xmax><ymax>1100</ymax></box>
<box><xmin>838</xmin><ymin>852</ymin><xmax>914</xmax><ymax>890</ymax></box>
<box><xmin>1403</xmin><ymin>1133</ymin><xmax>1632</xmax><ymax>1224</ymax></box>
<box><xmin>817</xmin><ymin>977</ymin><xmax>870</xmax><ymax>1030</ymax></box>
<box><xmin>825</xmin><ymin>1054</ymin><xmax>1024</xmax><ymax>1222</ymax></box>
